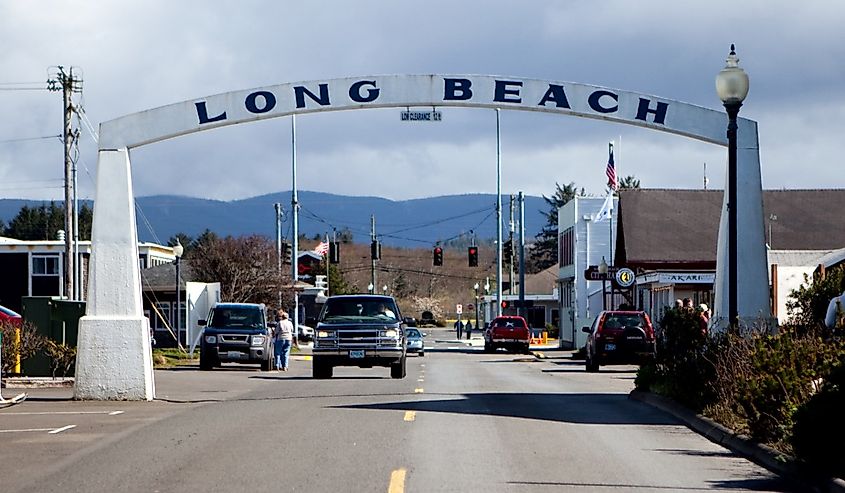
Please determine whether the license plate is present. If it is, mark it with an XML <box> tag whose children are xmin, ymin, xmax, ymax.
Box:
<box><xmin>604</xmin><ymin>343</ymin><xmax>616</xmax><ymax>351</ymax></box>
<box><xmin>227</xmin><ymin>351</ymin><xmax>244</xmax><ymax>359</ymax></box>
<box><xmin>349</xmin><ymin>350</ymin><xmax>365</xmax><ymax>359</ymax></box>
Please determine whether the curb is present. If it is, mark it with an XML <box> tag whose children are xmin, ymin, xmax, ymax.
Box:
<box><xmin>3</xmin><ymin>377</ymin><xmax>74</xmax><ymax>389</ymax></box>
<box><xmin>630</xmin><ymin>390</ymin><xmax>845</xmax><ymax>493</ymax></box>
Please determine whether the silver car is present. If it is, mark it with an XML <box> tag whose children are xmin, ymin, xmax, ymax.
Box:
<box><xmin>405</xmin><ymin>328</ymin><xmax>425</xmax><ymax>357</ymax></box>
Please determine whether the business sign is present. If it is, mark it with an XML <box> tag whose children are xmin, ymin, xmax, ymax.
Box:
<box><xmin>639</xmin><ymin>272</ymin><xmax>716</xmax><ymax>284</ymax></box>
<box><xmin>401</xmin><ymin>110</ymin><xmax>442</xmax><ymax>122</ymax></box>
<box><xmin>615</xmin><ymin>268</ymin><xmax>636</xmax><ymax>288</ymax></box>
<box><xmin>584</xmin><ymin>265</ymin><xmax>620</xmax><ymax>281</ymax></box>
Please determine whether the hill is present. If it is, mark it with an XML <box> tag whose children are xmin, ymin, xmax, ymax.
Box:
<box><xmin>0</xmin><ymin>191</ymin><xmax>548</xmax><ymax>247</ymax></box>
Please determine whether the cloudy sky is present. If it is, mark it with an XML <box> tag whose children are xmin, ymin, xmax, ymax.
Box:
<box><xmin>1</xmin><ymin>1</ymin><xmax>843</xmax><ymax>203</ymax></box>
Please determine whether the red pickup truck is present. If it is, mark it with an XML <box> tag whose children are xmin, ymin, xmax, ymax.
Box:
<box><xmin>484</xmin><ymin>315</ymin><xmax>531</xmax><ymax>353</ymax></box>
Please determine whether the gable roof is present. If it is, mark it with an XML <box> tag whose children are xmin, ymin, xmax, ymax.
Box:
<box><xmin>617</xmin><ymin>189</ymin><xmax>845</xmax><ymax>269</ymax></box>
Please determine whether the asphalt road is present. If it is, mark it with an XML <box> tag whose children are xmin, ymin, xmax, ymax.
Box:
<box><xmin>1</xmin><ymin>328</ymin><xmax>796</xmax><ymax>492</ymax></box>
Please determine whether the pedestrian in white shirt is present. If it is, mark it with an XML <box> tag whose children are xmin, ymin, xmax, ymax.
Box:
<box><xmin>273</xmin><ymin>310</ymin><xmax>294</xmax><ymax>371</ymax></box>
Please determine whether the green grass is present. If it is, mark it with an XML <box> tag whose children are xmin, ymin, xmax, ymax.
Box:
<box><xmin>153</xmin><ymin>348</ymin><xmax>198</xmax><ymax>368</ymax></box>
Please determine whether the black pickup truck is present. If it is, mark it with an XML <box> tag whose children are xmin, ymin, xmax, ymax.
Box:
<box><xmin>312</xmin><ymin>295</ymin><xmax>406</xmax><ymax>379</ymax></box>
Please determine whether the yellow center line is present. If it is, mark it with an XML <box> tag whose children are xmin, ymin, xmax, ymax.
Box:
<box><xmin>414</xmin><ymin>388</ymin><xmax>424</xmax><ymax>393</ymax></box>
<box><xmin>388</xmin><ymin>468</ymin><xmax>407</xmax><ymax>493</ymax></box>
<box><xmin>403</xmin><ymin>411</ymin><xmax>416</xmax><ymax>422</ymax></box>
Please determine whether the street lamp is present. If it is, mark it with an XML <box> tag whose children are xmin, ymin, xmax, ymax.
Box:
<box><xmin>367</xmin><ymin>282</ymin><xmax>374</xmax><ymax>294</ymax></box>
<box><xmin>173</xmin><ymin>240</ymin><xmax>184</xmax><ymax>347</ymax></box>
<box><xmin>474</xmin><ymin>282</ymin><xmax>480</xmax><ymax>335</ymax></box>
<box><xmin>382</xmin><ymin>285</ymin><xmax>388</xmax><ymax>296</ymax></box>
<box><xmin>598</xmin><ymin>256</ymin><xmax>608</xmax><ymax>311</ymax></box>
<box><xmin>716</xmin><ymin>44</ymin><xmax>749</xmax><ymax>330</ymax></box>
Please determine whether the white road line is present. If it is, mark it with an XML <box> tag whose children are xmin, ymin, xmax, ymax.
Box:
<box><xmin>0</xmin><ymin>410</ymin><xmax>123</xmax><ymax>416</ymax></box>
<box><xmin>48</xmin><ymin>425</ymin><xmax>76</xmax><ymax>434</ymax></box>
<box><xmin>0</xmin><ymin>428</ymin><xmax>54</xmax><ymax>433</ymax></box>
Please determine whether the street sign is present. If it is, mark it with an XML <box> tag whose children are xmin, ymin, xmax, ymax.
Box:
<box><xmin>467</xmin><ymin>303</ymin><xmax>475</xmax><ymax>311</ymax></box>
<box><xmin>456</xmin><ymin>304</ymin><xmax>462</xmax><ymax>314</ymax></box>
<box><xmin>584</xmin><ymin>265</ymin><xmax>620</xmax><ymax>281</ymax></box>
<box><xmin>615</xmin><ymin>268</ymin><xmax>636</xmax><ymax>288</ymax></box>
<box><xmin>401</xmin><ymin>110</ymin><xmax>442</xmax><ymax>122</ymax></box>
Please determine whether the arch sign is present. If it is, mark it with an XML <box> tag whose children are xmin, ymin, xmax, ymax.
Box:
<box><xmin>76</xmin><ymin>75</ymin><xmax>769</xmax><ymax>400</ymax></box>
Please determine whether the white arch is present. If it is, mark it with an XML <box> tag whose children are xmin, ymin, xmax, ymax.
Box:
<box><xmin>75</xmin><ymin>75</ymin><xmax>769</xmax><ymax>400</ymax></box>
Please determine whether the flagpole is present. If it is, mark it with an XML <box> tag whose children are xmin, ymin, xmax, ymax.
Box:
<box><xmin>609</xmin><ymin>142</ymin><xmax>614</xmax><ymax>266</ymax></box>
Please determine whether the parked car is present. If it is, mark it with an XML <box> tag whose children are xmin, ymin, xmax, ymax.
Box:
<box><xmin>484</xmin><ymin>315</ymin><xmax>531</xmax><ymax>353</ymax></box>
<box><xmin>582</xmin><ymin>310</ymin><xmax>656</xmax><ymax>372</ymax></box>
<box><xmin>298</xmin><ymin>324</ymin><xmax>314</xmax><ymax>341</ymax></box>
<box><xmin>198</xmin><ymin>303</ymin><xmax>274</xmax><ymax>371</ymax></box>
<box><xmin>0</xmin><ymin>305</ymin><xmax>22</xmax><ymax>327</ymax></box>
<box><xmin>405</xmin><ymin>328</ymin><xmax>425</xmax><ymax>356</ymax></box>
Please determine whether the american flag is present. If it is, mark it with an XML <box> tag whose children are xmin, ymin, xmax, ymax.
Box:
<box><xmin>606</xmin><ymin>143</ymin><xmax>618</xmax><ymax>191</ymax></box>
<box><xmin>314</xmin><ymin>241</ymin><xmax>329</xmax><ymax>256</ymax></box>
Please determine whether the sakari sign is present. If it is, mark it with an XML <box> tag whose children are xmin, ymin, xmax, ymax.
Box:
<box><xmin>79</xmin><ymin>74</ymin><xmax>770</xmax><ymax>401</ymax></box>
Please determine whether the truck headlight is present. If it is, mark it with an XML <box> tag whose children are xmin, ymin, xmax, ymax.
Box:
<box><xmin>251</xmin><ymin>335</ymin><xmax>265</xmax><ymax>346</ymax></box>
<box><xmin>382</xmin><ymin>329</ymin><xmax>398</xmax><ymax>338</ymax></box>
<box><xmin>204</xmin><ymin>335</ymin><xmax>217</xmax><ymax>344</ymax></box>
<box><xmin>317</xmin><ymin>330</ymin><xmax>334</xmax><ymax>338</ymax></box>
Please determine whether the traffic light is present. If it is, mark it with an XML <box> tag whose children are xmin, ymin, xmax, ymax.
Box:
<box><xmin>503</xmin><ymin>239</ymin><xmax>513</xmax><ymax>264</ymax></box>
<box><xmin>371</xmin><ymin>240</ymin><xmax>381</xmax><ymax>260</ymax></box>
<box><xmin>433</xmin><ymin>246</ymin><xmax>443</xmax><ymax>266</ymax></box>
<box><xmin>468</xmin><ymin>246</ymin><xmax>478</xmax><ymax>267</ymax></box>
<box><xmin>329</xmin><ymin>241</ymin><xmax>340</xmax><ymax>264</ymax></box>
<box><xmin>282</xmin><ymin>241</ymin><xmax>292</xmax><ymax>264</ymax></box>
<box><xmin>501</xmin><ymin>300</ymin><xmax>509</xmax><ymax>309</ymax></box>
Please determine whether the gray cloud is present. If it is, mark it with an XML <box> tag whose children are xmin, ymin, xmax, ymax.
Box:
<box><xmin>1</xmin><ymin>0</ymin><xmax>843</xmax><ymax>203</ymax></box>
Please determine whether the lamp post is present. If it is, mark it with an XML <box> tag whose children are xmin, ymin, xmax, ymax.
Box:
<box><xmin>716</xmin><ymin>44</ymin><xmax>749</xmax><ymax>330</ymax></box>
<box><xmin>173</xmin><ymin>240</ymin><xmax>184</xmax><ymax>347</ymax></box>
<box><xmin>474</xmin><ymin>282</ymin><xmax>480</xmax><ymax>334</ymax></box>
<box><xmin>598</xmin><ymin>256</ymin><xmax>608</xmax><ymax>311</ymax></box>
<box><xmin>367</xmin><ymin>282</ymin><xmax>374</xmax><ymax>294</ymax></box>
<box><xmin>382</xmin><ymin>285</ymin><xmax>388</xmax><ymax>296</ymax></box>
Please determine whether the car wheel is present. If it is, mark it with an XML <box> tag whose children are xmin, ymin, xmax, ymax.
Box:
<box><xmin>390</xmin><ymin>357</ymin><xmax>406</xmax><ymax>379</ymax></box>
<box><xmin>312</xmin><ymin>359</ymin><xmax>333</xmax><ymax>379</ymax></box>
<box><xmin>586</xmin><ymin>354</ymin><xmax>599</xmax><ymax>372</ymax></box>
<box><xmin>419</xmin><ymin>351</ymin><xmax>425</xmax><ymax>357</ymax></box>
<box><xmin>260</xmin><ymin>358</ymin><xmax>272</xmax><ymax>372</ymax></box>
<box><xmin>483</xmin><ymin>342</ymin><xmax>492</xmax><ymax>353</ymax></box>
<box><xmin>199</xmin><ymin>351</ymin><xmax>214</xmax><ymax>371</ymax></box>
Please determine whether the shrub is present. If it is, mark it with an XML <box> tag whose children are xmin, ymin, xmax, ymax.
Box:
<box><xmin>655</xmin><ymin>307</ymin><xmax>716</xmax><ymax>410</ymax></box>
<box><xmin>43</xmin><ymin>340</ymin><xmax>77</xmax><ymax>378</ymax></box>
<box><xmin>711</xmin><ymin>327</ymin><xmax>845</xmax><ymax>446</ymax></box>
<box><xmin>790</xmin><ymin>361</ymin><xmax>845</xmax><ymax>478</ymax></box>
<box><xmin>0</xmin><ymin>321</ymin><xmax>45</xmax><ymax>375</ymax></box>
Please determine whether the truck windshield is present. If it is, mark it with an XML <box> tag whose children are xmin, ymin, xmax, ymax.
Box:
<box><xmin>320</xmin><ymin>297</ymin><xmax>400</xmax><ymax>323</ymax></box>
<box><xmin>208</xmin><ymin>307</ymin><xmax>263</xmax><ymax>328</ymax></box>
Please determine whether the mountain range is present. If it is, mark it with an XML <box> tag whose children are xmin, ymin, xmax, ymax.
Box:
<box><xmin>0</xmin><ymin>191</ymin><xmax>549</xmax><ymax>247</ymax></box>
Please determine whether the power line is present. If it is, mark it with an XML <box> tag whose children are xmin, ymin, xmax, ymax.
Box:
<box><xmin>0</xmin><ymin>135</ymin><xmax>62</xmax><ymax>145</ymax></box>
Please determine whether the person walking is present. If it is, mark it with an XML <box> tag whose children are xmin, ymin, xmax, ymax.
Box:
<box><xmin>465</xmin><ymin>320</ymin><xmax>473</xmax><ymax>340</ymax></box>
<box><xmin>454</xmin><ymin>319</ymin><xmax>463</xmax><ymax>340</ymax></box>
<box><xmin>273</xmin><ymin>309</ymin><xmax>294</xmax><ymax>371</ymax></box>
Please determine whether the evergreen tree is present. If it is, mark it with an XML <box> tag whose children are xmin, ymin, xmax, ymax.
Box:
<box><xmin>619</xmin><ymin>175</ymin><xmax>641</xmax><ymax>190</ymax></box>
<box><xmin>3</xmin><ymin>202</ymin><xmax>92</xmax><ymax>241</ymax></box>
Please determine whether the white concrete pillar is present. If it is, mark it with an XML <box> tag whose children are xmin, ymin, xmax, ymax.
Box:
<box><xmin>712</xmin><ymin>119</ymin><xmax>772</xmax><ymax>331</ymax></box>
<box><xmin>74</xmin><ymin>148</ymin><xmax>155</xmax><ymax>401</ymax></box>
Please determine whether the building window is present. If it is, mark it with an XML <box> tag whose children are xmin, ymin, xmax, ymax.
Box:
<box><xmin>32</xmin><ymin>255</ymin><xmax>60</xmax><ymax>276</ymax></box>
<box><xmin>558</xmin><ymin>227</ymin><xmax>574</xmax><ymax>267</ymax></box>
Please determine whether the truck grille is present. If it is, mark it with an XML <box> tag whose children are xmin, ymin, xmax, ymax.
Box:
<box><xmin>219</xmin><ymin>334</ymin><xmax>250</xmax><ymax>343</ymax></box>
<box><xmin>338</xmin><ymin>329</ymin><xmax>379</xmax><ymax>346</ymax></box>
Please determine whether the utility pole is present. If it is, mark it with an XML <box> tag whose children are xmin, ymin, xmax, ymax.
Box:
<box><xmin>508</xmin><ymin>194</ymin><xmax>515</xmax><ymax>295</ymax></box>
<box><xmin>518</xmin><ymin>191</ymin><xmax>526</xmax><ymax>319</ymax></box>
<box><xmin>370</xmin><ymin>215</ymin><xmax>377</xmax><ymax>292</ymax></box>
<box><xmin>274</xmin><ymin>203</ymin><xmax>284</xmax><ymax>306</ymax></box>
<box><xmin>47</xmin><ymin>66</ymin><xmax>82</xmax><ymax>300</ymax></box>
